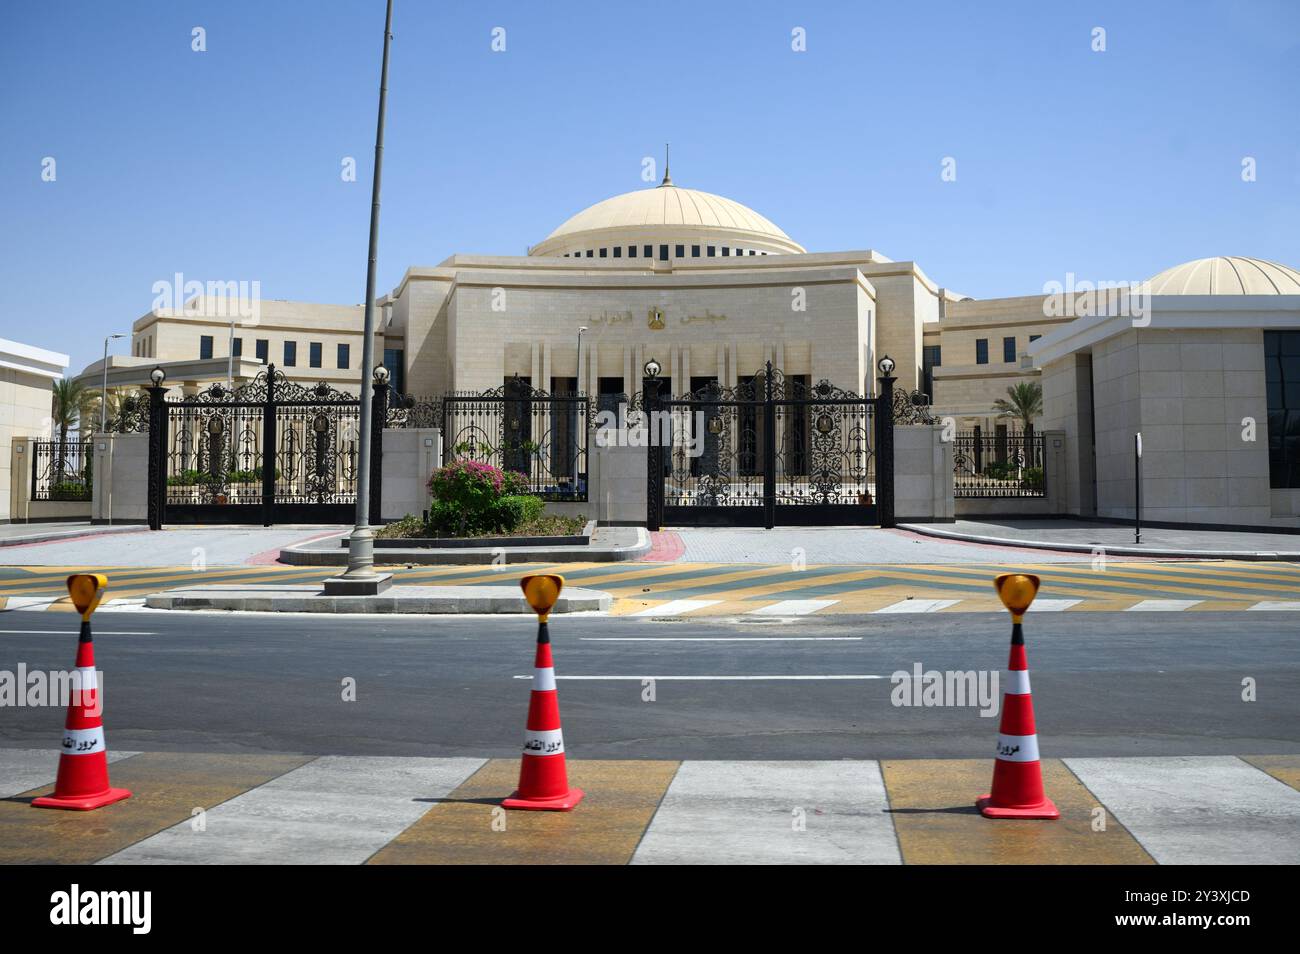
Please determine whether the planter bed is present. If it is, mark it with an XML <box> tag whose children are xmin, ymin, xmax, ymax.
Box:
<box><xmin>351</xmin><ymin>519</ymin><xmax>595</xmax><ymax>549</ymax></box>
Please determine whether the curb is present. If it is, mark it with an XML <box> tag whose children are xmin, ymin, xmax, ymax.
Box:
<box><xmin>0</xmin><ymin>524</ymin><xmax>148</xmax><ymax>549</ymax></box>
<box><xmin>898</xmin><ymin>523</ymin><xmax>1300</xmax><ymax>561</ymax></box>
<box><xmin>144</xmin><ymin>584</ymin><xmax>612</xmax><ymax>614</ymax></box>
<box><xmin>278</xmin><ymin>527</ymin><xmax>652</xmax><ymax>565</ymax></box>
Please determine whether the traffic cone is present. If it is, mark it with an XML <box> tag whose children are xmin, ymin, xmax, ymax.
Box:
<box><xmin>33</xmin><ymin>575</ymin><xmax>132</xmax><ymax>811</ymax></box>
<box><xmin>976</xmin><ymin>573</ymin><xmax>1058</xmax><ymax>820</ymax></box>
<box><xmin>502</xmin><ymin>574</ymin><xmax>584</xmax><ymax>811</ymax></box>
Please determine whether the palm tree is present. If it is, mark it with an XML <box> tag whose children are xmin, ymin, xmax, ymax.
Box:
<box><xmin>993</xmin><ymin>381</ymin><xmax>1042</xmax><ymax>433</ymax></box>
<box><xmin>50</xmin><ymin>379</ymin><xmax>86</xmax><ymax>488</ymax></box>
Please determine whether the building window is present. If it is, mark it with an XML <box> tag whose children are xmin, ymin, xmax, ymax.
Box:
<box><xmin>599</xmin><ymin>248</ymin><xmax>607</xmax><ymax>258</ymax></box>
<box><xmin>383</xmin><ymin>348</ymin><xmax>405</xmax><ymax>396</ymax></box>
<box><xmin>675</xmin><ymin>244</ymin><xmax>685</xmax><ymax>258</ymax></box>
<box><xmin>657</xmin><ymin>245</ymin><xmax>667</xmax><ymax>261</ymax></box>
<box><xmin>232</xmin><ymin>337</ymin><xmax>242</xmax><ymax>358</ymax></box>
<box><xmin>256</xmin><ymin>339</ymin><xmax>268</xmax><ymax>364</ymax></box>
<box><xmin>585</xmin><ymin>250</ymin><xmax>593</xmax><ymax>258</ymax></box>
<box><xmin>1266</xmin><ymin>331</ymin><xmax>1300</xmax><ymax>489</ymax></box>
<box><xmin>1029</xmin><ymin>334</ymin><xmax>1041</xmax><ymax>343</ymax></box>
<box><xmin>643</xmin><ymin>245</ymin><xmax>652</xmax><ymax>259</ymax></box>
<box><xmin>337</xmin><ymin>343</ymin><xmax>349</xmax><ymax>369</ymax></box>
<box><xmin>613</xmin><ymin>246</ymin><xmax>622</xmax><ymax>258</ymax></box>
<box><xmin>284</xmin><ymin>341</ymin><xmax>297</xmax><ymax>367</ymax></box>
<box><xmin>975</xmin><ymin>339</ymin><xmax>988</xmax><ymax>365</ymax></box>
<box><xmin>309</xmin><ymin>342</ymin><xmax>322</xmax><ymax>368</ymax></box>
<box><xmin>707</xmin><ymin>246</ymin><xmax>716</xmax><ymax>257</ymax></box>
<box><xmin>199</xmin><ymin>335</ymin><xmax>213</xmax><ymax>360</ymax></box>
<box><xmin>691</xmin><ymin>244</ymin><xmax>700</xmax><ymax>257</ymax></box>
<box><xmin>722</xmin><ymin>247</ymin><xmax>730</xmax><ymax>256</ymax></box>
<box><xmin>1003</xmin><ymin>336</ymin><xmax>1016</xmax><ymax>363</ymax></box>
<box><xmin>628</xmin><ymin>245</ymin><xmax>637</xmax><ymax>258</ymax></box>
<box><xmin>922</xmin><ymin>345</ymin><xmax>941</xmax><ymax>400</ymax></box>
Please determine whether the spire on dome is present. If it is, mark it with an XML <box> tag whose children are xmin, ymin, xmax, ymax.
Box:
<box><xmin>658</xmin><ymin>142</ymin><xmax>673</xmax><ymax>187</ymax></box>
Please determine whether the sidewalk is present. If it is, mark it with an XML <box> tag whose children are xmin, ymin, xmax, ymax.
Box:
<box><xmin>900</xmin><ymin>519</ymin><xmax>1300</xmax><ymax>560</ymax></box>
<box><xmin>1</xmin><ymin>749</ymin><xmax>1296</xmax><ymax>864</ymax></box>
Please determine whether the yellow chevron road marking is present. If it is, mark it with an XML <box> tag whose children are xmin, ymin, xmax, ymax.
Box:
<box><xmin>0</xmin><ymin>753</ymin><xmax>313</xmax><ymax>864</ymax></box>
<box><xmin>881</xmin><ymin>758</ymin><xmax>1155</xmax><ymax>865</ymax></box>
<box><xmin>1241</xmin><ymin>755</ymin><xmax>1300</xmax><ymax>792</ymax></box>
<box><xmin>368</xmin><ymin>758</ymin><xmax>680</xmax><ymax>865</ymax></box>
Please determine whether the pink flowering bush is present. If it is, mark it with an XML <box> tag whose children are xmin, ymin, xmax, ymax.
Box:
<box><xmin>427</xmin><ymin>460</ymin><xmax>533</xmax><ymax>535</ymax></box>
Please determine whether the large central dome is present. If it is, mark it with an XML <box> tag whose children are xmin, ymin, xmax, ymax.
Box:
<box><xmin>530</xmin><ymin>174</ymin><xmax>804</xmax><ymax>259</ymax></box>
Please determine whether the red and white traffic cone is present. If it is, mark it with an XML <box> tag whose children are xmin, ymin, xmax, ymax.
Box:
<box><xmin>33</xmin><ymin>575</ymin><xmax>131</xmax><ymax>812</ymax></box>
<box><xmin>503</xmin><ymin>575</ymin><xmax>583</xmax><ymax>811</ymax></box>
<box><xmin>977</xmin><ymin>573</ymin><xmax>1057</xmax><ymax>820</ymax></box>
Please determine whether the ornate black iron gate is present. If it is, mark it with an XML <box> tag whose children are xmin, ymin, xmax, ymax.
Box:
<box><xmin>146</xmin><ymin>366</ymin><xmax>377</xmax><ymax>527</ymax></box>
<box><xmin>645</xmin><ymin>363</ymin><xmax>896</xmax><ymax>529</ymax></box>
<box><xmin>429</xmin><ymin>378</ymin><xmax>593</xmax><ymax>501</ymax></box>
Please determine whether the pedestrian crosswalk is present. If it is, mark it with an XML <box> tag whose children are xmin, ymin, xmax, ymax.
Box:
<box><xmin>2</xmin><ymin>749</ymin><xmax>1297</xmax><ymax>865</ymax></box>
<box><xmin>1</xmin><ymin>559</ymin><xmax>1298</xmax><ymax>616</ymax></box>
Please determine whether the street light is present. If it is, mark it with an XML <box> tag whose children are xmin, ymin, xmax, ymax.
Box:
<box><xmin>576</xmin><ymin>326</ymin><xmax>588</xmax><ymax>394</ymax></box>
<box><xmin>150</xmin><ymin>366</ymin><xmax>166</xmax><ymax>387</ymax></box>
<box><xmin>331</xmin><ymin>0</ymin><xmax>395</xmax><ymax>597</ymax></box>
<box><xmin>226</xmin><ymin>314</ymin><xmax>238</xmax><ymax>389</ymax></box>
<box><xmin>877</xmin><ymin>354</ymin><xmax>896</xmax><ymax>377</ymax></box>
<box><xmin>100</xmin><ymin>333</ymin><xmax>126</xmax><ymax>433</ymax></box>
<box><xmin>644</xmin><ymin>358</ymin><xmax>662</xmax><ymax>379</ymax></box>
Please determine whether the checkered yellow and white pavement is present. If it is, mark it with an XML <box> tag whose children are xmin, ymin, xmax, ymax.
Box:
<box><xmin>1</xmin><ymin>749</ymin><xmax>1297</xmax><ymax>864</ymax></box>
<box><xmin>1</xmin><ymin>560</ymin><xmax>1298</xmax><ymax>615</ymax></box>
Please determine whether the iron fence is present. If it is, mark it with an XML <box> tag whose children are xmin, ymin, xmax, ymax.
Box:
<box><xmin>31</xmin><ymin>440</ymin><xmax>94</xmax><ymax>501</ymax></box>
<box><xmin>429</xmin><ymin>380</ymin><xmax>594</xmax><ymax>502</ymax></box>
<box><xmin>953</xmin><ymin>428</ymin><xmax>1046</xmax><ymax>497</ymax></box>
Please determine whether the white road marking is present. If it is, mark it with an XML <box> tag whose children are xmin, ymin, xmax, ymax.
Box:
<box><xmin>0</xmin><ymin>597</ymin><xmax>62</xmax><ymax>612</ymax></box>
<box><xmin>874</xmin><ymin>598</ymin><xmax>961</xmax><ymax>614</ymax></box>
<box><xmin>1126</xmin><ymin>599</ymin><xmax>1203</xmax><ymax>612</ymax></box>
<box><xmin>99</xmin><ymin>755</ymin><xmax>485</xmax><ymax>865</ymax></box>
<box><xmin>0</xmin><ymin>630</ymin><xmax>158</xmax><ymax>636</ymax></box>
<box><xmin>581</xmin><ymin>636</ymin><xmax>861</xmax><ymax>642</ymax></box>
<box><xmin>1030</xmin><ymin>599</ymin><xmax>1082</xmax><ymax>612</ymax></box>
<box><xmin>1065</xmin><ymin>756</ymin><xmax>1300</xmax><ymax>865</ymax></box>
<box><xmin>746</xmin><ymin>599</ymin><xmax>838</xmax><ymax>616</ymax></box>
<box><xmin>629</xmin><ymin>600</ymin><xmax>722</xmax><ymax>617</ymax></box>
<box><xmin>513</xmin><ymin>674</ymin><xmax>885</xmax><ymax>680</ymax></box>
<box><xmin>632</xmin><ymin>760</ymin><xmax>901</xmax><ymax>865</ymax></box>
<box><xmin>1248</xmin><ymin>601</ymin><xmax>1300</xmax><ymax>611</ymax></box>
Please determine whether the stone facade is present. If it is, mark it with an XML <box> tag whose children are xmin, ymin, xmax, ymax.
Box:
<box><xmin>1</xmin><ymin>339</ymin><xmax>68</xmax><ymax>522</ymax></box>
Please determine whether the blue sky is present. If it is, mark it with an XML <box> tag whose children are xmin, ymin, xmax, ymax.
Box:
<box><xmin>2</xmin><ymin>0</ymin><xmax>1297</xmax><ymax>376</ymax></box>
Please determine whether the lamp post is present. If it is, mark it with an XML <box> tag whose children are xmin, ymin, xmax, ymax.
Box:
<box><xmin>146</xmin><ymin>366</ymin><xmax>167</xmax><ymax>531</ymax></box>
<box><xmin>876</xmin><ymin>355</ymin><xmax>897</xmax><ymax>528</ymax></box>
<box><xmin>100</xmin><ymin>333</ymin><xmax>126</xmax><ymax>433</ymax></box>
<box><xmin>329</xmin><ymin>0</ymin><xmax>394</xmax><ymax>596</ymax></box>
<box><xmin>226</xmin><ymin>315</ymin><xmax>237</xmax><ymax>389</ymax></box>
<box><xmin>576</xmin><ymin>326</ymin><xmax>588</xmax><ymax>394</ymax></box>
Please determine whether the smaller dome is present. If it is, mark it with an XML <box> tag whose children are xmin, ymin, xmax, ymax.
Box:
<box><xmin>1147</xmin><ymin>256</ymin><xmax>1300</xmax><ymax>295</ymax></box>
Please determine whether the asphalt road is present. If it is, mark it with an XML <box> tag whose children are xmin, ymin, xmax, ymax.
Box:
<box><xmin>0</xmin><ymin>610</ymin><xmax>1296</xmax><ymax>760</ymax></box>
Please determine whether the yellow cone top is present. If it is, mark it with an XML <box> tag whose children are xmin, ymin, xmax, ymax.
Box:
<box><xmin>521</xmin><ymin>574</ymin><xmax>564</xmax><ymax>620</ymax></box>
<box><xmin>994</xmin><ymin>573</ymin><xmax>1040</xmax><ymax>621</ymax></box>
<box><xmin>67</xmin><ymin>573</ymin><xmax>108</xmax><ymax>621</ymax></box>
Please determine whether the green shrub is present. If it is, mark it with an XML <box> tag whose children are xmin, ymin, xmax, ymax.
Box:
<box><xmin>1021</xmin><ymin>467</ymin><xmax>1045</xmax><ymax>492</ymax></box>
<box><xmin>375</xmin><ymin>514</ymin><xmax>426</xmax><ymax>539</ymax></box>
<box><xmin>49</xmin><ymin>481</ymin><xmax>90</xmax><ymax>500</ymax></box>
<box><xmin>498</xmin><ymin>494</ymin><xmax>545</xmax><ymax>528</ymax></box>
<box><xmin>426</xmin><ymin>460</ymin><xmax>532</xmax><ymax>536</ymax></box>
